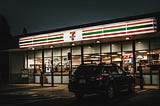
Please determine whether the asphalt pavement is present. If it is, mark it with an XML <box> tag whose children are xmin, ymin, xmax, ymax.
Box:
<box><xmin>0</xmin><ymin>84</ymin><xmax>160</xmax><ymax>106</ymax></box>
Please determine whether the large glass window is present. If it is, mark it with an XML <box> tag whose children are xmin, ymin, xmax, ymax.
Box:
<box><xmin>24</xmin><ymin>52</ymin><xmax>28</xmax><ymax>69</ymax></box>
<box><xmin>150</xmin><ymin>38</ymin><xmax>160</xmax><ymax>65</ymax></box>
<box><xmin>123</xmin><ymin>41</ymin><xmax>132</xmax><ymax>51</ymax></box>
<box><xmin>35</xmin><ymin>50</ymin><xmax>42</xmax><ymax>74</ymax></box>
<box><xmin>44</xmin><ymin>49</ymin><xmax>52</xmax><ymax>73</ymax></box>
<box><xmin>62</xmin><ymin>47</ymin><xmax>70</xmax><ymax>74</ymax></box>
<box><xmin>135</xmin><ymin>40</ymin><xmax>149</xmax><ymax>73</ymax></box>
<box><xmin>135</xmin><ymin>40</ymin><xmax>150</xmax><ymax>85</ymax></box>
<box><xmin>102</xmin><ymin>43</ymin><xmax>111</xmax><ymax>63</ymax></box>
<box><xmin>53</xmin><ymin>48</ymin><xmax>61</xmax><ymax>75</ymax></box>
<box><xmin>27</xmin><ymin>51</ymin><xmax>34</xmax><ymax>83</ymax></box>
<box><xmin>62</xmin><ymin>47</ymin><xmax>70</xmax><ymax>83</ymax></box>
<box><xmin>135</xmin><ymin>40</ymin><xmax>149</xmax><ymax>51</ymax></box>
<box><xmin>83</xmin><ymin>44</ymin><xmax>100</xmax><ymax>64</ymax></box>
<box><xmin>52</xmin><ymin>48</ymin><xmax>62</xmax><ymax>83</ymax></box>
<box><xmin>150</xmin><ymin>38</ymin><xmax>160</xmax><ymax>85</ymax></box>
<box><xmin>122</xmin><ymin>41</ymin><xmax>134</xmax><ymax>73</ymax></box>
<box><xmin>111</xmin><ymin>42</ymin><xmax>122</xmax><ymax>66</ymax></box>
<box><xmin>72</xmin><ymin>46</ymin><xmax>81</xmax><ymax>73</ymax></box>
<box><xmin>28</xmin><ymin>51</ymin><xmax>34</xmax><ymax>71</ymax></box>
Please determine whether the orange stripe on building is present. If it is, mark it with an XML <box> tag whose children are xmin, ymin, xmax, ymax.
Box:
<box><xmin>103</xmin><ymin>24</ymin><xmax>126</xmax><ymax>29</ymax></box>
<box><xmin>33</xmin><ymin>35</ymin><xmax>48</xmax><ymax>40</ymax></box>
<box><xmin>82</xmin><ymin>27</ymin><xmax>102</xmax><ymax>32</ymax></box>
<box><xmin>20</xmin><ymin>37</ymin><xmax>32</xmax><ymax>41</ymax></box>
<box><xmin>48</xmin><ymin>33</ymin><xmax>63</xmax><ymax>37</ymax></box>
<box><xmin>127</xmin><ymin>20</ymin><xmax>153</xmax><ymax>26</ymax></box>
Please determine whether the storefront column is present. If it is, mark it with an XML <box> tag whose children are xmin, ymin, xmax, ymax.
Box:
<box><xmin>132</xmin><ymin>40</ymin><xmax>136</xmax><ymax>75</ymax></box>
<box><xmin>149</xmin><ymin>39</ymin><xmax>152</xmax><ymax>85</ymax></box>
<box><xmin>69</xmin><ymin>46</ymin><xmax>72</xmax><ymax>79</ymax></box>
<box><xmin>100</xmin><ymin>43</ymin><xmax>102</xmax><ymax>63</ymax></box>
<box><xmin>120</xmin><ymin>42</ymin><xmax>123</xmax><ymax>67</ymax></box>
<box><xmin>40</xmin><ymin>49</ymin><xmax>45</xmax><ymax>87</ymax></box>
<box><xmin>110</xmin><ymin>42</ymin><xmax>112</xmax><ymax>63</ymax></box>
<box><xmin>81</xmin><ymin>45</ymin><xmax>84</xmax><ymax>64</ymax></box>
<box><xmin>51</xmin><ymin>48</ymin><xmax>54</xmax><ymax>87</ymax></box>
<box><xmin>159</xmin><ymin>69</ymin><xmax>160</xmax><ymax>89</ymax></box>
<box><xmin>61</xmin><ymin>47</ymin><xmax>63</xmax><ymax>84</ymax></box>
<box><xmin>26</xmin><ymin>51</ymin><xmax>28</xmax><ymax>70</ymax></box>
<box><xmin>33</xmin><ymin>50</ymin><xmax>36</xmax><ymax>83</ymax></box>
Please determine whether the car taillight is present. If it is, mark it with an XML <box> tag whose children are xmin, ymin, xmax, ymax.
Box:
<box><xmin>97</xmin><ymin>74</ymin><xmax>104</xmax><ymax>80</ymax></box>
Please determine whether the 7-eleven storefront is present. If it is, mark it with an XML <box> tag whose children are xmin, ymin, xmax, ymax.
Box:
<box><xmin>9</xmin><ymin>15</ymin><xmax>160</xmax><ymax>86</ymax></box>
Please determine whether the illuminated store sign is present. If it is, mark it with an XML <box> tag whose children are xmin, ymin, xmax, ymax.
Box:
<box><xmin>19</xmin><ymin>18</ymin><xmax>157</xmax><ymax>48</ymax></box>
<box><xmin>122</xmin><ymin>54</ymin><xmax>133</xmax><ymax>59</ymax></box>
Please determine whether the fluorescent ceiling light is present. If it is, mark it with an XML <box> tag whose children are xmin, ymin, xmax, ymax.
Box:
<box><xmin>138</xmin><ymin>51</ymin><xmax>147</xmax><ymax>53</ymax></box>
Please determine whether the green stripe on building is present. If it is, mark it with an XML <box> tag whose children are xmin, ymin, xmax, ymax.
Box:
<box><xmin>103</xmin><ymin>27</ymin><xmax>126</xmax><ymax>33</ymax></box>
<box><xmin>48</xmin><ymin>36</ymin><xmax>63</xmax><ymax>41</ymax></box>
<box><xmin>33</xmin><ymin>38</ymin><xmax>48</xmax><ymax>42</ymax></box>
<box><xmin>82</xmin><ymin>31</ymin><xmax>102</xmax><ymax>36</ymax></box>
<box><xmin>19</xmin><ymin>40</ymin><xmax>32</xmax><ymax>44</ymax></box>
<box><xmin>127</xmin><ymin>24</ymin><xmax>153</xmax><ymax>30</ymax></box>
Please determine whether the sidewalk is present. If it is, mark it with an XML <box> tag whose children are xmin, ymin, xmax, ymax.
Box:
<box><xmin>0</xmin><ymin>84</ymin><xmax>68</xmax><ymax>92</ymax></box>
<box><xmin>135</xmin><ymin>85</ymin><xmax>160</xmax><ymax>89</ymax></box>
<box><xmin>0</xmin><ymin>84</ymin><xmax>159</xmax><ymax>92</ymax></box>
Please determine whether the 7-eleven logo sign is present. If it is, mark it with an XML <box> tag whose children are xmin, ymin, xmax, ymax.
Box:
<box><xmin>70</xmin><ymin>31</ymin><xmax>76</xmax><ymax>41</ymax></box>
<box><xmin>64</xmin><ymin>29</ymin><xmax>82</xmax><ymax>42</ymax></box>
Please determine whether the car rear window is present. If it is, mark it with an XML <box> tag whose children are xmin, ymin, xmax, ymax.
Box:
<box><xmin>74</xmin><ymin>64</ymin><xmax>98</xmax><ymax>75</ymax></box>
<box><xmin>103</xmin><ymin>66</ymin><xmax>117</xmax><ymax>74</ymax></box>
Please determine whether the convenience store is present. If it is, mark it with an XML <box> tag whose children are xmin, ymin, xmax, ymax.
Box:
<box><xmin>9</xmin><ymin>12</ymin><xmax>160</xmax><ymax>86</ymax></box>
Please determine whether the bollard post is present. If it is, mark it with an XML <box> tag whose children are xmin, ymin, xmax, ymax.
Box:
<box><xmin>158</xmin><ymin>69</ymin><xmax>160</xmax><ymax>89</ymax></box>
<box><xmin>40</xmin><ymin>72</ymin><xmax>43</xmax><ymax>87</ymax></box>
<box><xmin>51</xmin><ymin>70</ymin><xmax>54</xmax><ymax>87</ymax></box>
<box><xmin>139</xmin><ymin>63</ymin><xmax>143</xmax><ymax>90</ymax></box>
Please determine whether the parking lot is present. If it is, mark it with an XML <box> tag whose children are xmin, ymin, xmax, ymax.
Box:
<box><xmin>0</xmin><ymin>84</ymin><xmax>160</xmax><ymax>106</ymax></box>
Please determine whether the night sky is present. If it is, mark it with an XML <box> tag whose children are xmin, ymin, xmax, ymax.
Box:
<box><xmin>0</xmin><ymin>0</ymin><xmax>160</xmax><ymax>36</ymax></box>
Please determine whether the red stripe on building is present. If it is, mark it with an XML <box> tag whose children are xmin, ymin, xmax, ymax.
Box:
<box><xmin>48</xmin><ymin>40</ymin><xmax>64</xmax><ymax>44</ymax></box>
<box><xmin>103</xmin><ymin>32</ymin><xmax>126</xmax><ymax>37</ymax></box>
<box><xmin>82</xmin><ymin>34</ymin><xmax>103</xmax><ymax>39</ymax></box>
<box><xmin>20</xmin><ymin>43</ymin><xmax>33</xmax><ymax>47</ymax></box>
<box><xmin>32</xmin><ymin>42</ymin><xmax>48</xmax><ymax>45</ymax></box>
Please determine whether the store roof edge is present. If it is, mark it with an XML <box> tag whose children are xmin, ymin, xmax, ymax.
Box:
<box><xmin>16</xmin><ymin>11</ymin><xmax>160</xmax><ymax>38</ymax></box>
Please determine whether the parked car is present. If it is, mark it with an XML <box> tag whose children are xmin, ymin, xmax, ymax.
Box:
<box><xmin>68</xmin><ymin>63</ymin><xmax>135</xmax><ymax>99</ymax></box>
